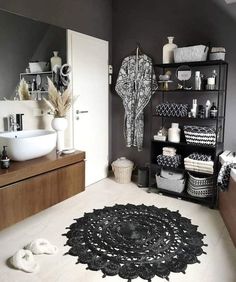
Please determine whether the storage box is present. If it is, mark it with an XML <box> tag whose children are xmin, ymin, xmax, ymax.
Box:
<box><xmin>29</xmin><ymin>62</ymin><xmax>49</xmax><ymax>73</ymax></box>
<box><xmin>156</xmin><ymin>170</ymin><xmax>186</xmax><ymax>193</ymax></box>
<box><xmin>174</xmin><ymin>45</ymin><xmax>209</xmax><ymax>63</ymax></box>
<box><xmin>209</xmin><ymin>47</ymin><xmax>226</xmax><ymax>61</ymax></box>
<box><xmin>209</xmin><ymin>52</ymin><xmax>225</xmax><ymax>61</ymax></box>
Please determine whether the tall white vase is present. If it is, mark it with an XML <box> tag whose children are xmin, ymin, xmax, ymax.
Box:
<box><xmin>51</xmin><ymin>117</ymin><xmax>68</xmax><ymax>152</ymax></box>
<box><xmin>163</xmin><ymin>36</ymin><xmax>178</xmax><ymax>64</ymax></box>
<box><xmin>50</xmin><ymin>51</ymin><xmax>62</xmax><ymax>71</ymax></box>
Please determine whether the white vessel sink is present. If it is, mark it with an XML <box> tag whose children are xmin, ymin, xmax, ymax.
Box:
<box><xmin>0</xmin><ymin>130</ymin><xmax>56</xmax><ymax>161</ymax></box>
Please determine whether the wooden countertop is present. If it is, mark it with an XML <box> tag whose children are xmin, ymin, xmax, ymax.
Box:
<box><xmin>0</xmin><ymin>150</ymin><xmax>85</xmax><ymax>188</ymax></box>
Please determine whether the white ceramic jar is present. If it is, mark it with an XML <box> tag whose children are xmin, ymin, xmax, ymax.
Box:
<box><xmin>163</xmin><ymin>36</ymin><xmax>178</xmax><ymax>64</ymax></box>
<box><xmin>50</xmin><ymin>51</ymin><xmax>62</xmax><ymax>71</ymax></box>
<box><xmin>168</xmin><ymin>123</ymin><xmax>181</xmax><ymax>143</ymax></box>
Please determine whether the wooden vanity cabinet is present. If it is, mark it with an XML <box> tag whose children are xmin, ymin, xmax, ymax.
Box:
<box><xmin>0</xmin><ymin>150</ymin><xmax>85</xmax><ymax>231</ymax></box>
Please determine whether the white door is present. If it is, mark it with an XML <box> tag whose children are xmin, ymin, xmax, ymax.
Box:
<box><xmin>67</xmin><ymin>30</ymin><xmax>109</xmax><ymax>186</ymax></box>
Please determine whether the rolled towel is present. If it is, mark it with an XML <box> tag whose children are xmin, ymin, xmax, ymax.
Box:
<box><xmin>10</xmin><ymin>249</ymin><xmax>39</xmax><ymax>273</ymax></box>
<box><xmin>25</xmin><ymin>238</ymin><xmax>58</xmax><ymax>255</ymax></box>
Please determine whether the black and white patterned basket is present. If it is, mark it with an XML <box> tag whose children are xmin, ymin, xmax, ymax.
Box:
<box><xmin>187</xmin><ymin>172</ymin><xmax>214</xmax><ymax>198</ymax></box>
<box><xmin>156</xmin><ymin>154</ymin><xmax>182</xmax><ymax>168</ymax></box>
<box><xmin>188</xmin><ymin>153</ymin><xmax>212</xmax><ymax>162</ymax></box>
<box><xmin>184</xmin><ymin>126</ymin><xmax>216</xmax><ymax>147</ymax></box>
<box><xmin>156</xmin><ymin>103</ymin><xmax>188</xmax><ymax>117</ymax></box>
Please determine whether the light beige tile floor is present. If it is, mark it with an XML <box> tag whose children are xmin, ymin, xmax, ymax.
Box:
<box><xmin>0</xmin><ymin>178</ymin><xmax>235</xmax><ymax>282</ymax></box>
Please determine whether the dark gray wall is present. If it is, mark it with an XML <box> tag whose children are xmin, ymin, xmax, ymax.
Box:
<box><xmin>0</xmin><ymin>0</ymin><xmax>112</xmax><ymax>42</ymax></box>
<box><xmin>112</xmin><ymin>0</ymin><xmax>236</xmax><ymax>166</ymax></box>
<box><xmin>0</xmin><ymin>10</ymin><xmax>66</xmax><ymax>99</ymax></box>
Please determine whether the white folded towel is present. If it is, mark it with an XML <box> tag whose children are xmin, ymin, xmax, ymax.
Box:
<box><xmin>184</xmin><ymin>157</ymin><xmax>214</xmax><ymax>167</ymax></box>
<box><xmin>163</xmin><ymin>152</ymin><xmax>176</xmax><ymax>157</ymax></box>
<box><xmin>185</xmin><ymin>164</ymin><xmax>214</xmax><ymax>174</ymax></box>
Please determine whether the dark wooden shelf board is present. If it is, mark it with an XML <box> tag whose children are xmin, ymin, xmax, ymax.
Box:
<box><xmin>151</xmin><ymin>139</ymin><xmax>220</xmax><ymax>150</ymax></box>
<box><xmin>154</xmin><ymin>60</ymin><xmax>228</xmax><ymax>68</ymax></box>
<box><xmin>148</xmin><ymin>185</ymin><xmax>215</xmax><ymax>207</ymax></box>
<box><xmin>150</xmin><ymin>163</ymin><xmax>215</xmax><ymax>176</ymax></box>
<box><xmin>155</xmin><ymin>89</ymin><xmax>225</xmax><ymax>93</ymax></box>
<box><xmin>152</xmin><ymin>115</ymin><xmax>225</xmax><ymax>121</ymax></box>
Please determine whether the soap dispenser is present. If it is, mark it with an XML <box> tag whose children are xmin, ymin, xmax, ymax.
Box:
<box><xmin>1</xmin><ymin>146</ymin><xmax>10</xmax><ymax>169</ymax></box>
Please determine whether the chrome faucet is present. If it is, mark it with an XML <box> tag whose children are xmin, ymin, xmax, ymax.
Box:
<box><xmin>9</xmin><ymin>115</ymin><xmax>19</xmax><ymax>131</ymax></box>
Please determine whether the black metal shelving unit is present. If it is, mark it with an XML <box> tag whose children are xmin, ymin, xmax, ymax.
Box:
<box><xmin>148</xmin><ymin>60</ymin><xmax>228</xmax><ymax>208</ymax></box>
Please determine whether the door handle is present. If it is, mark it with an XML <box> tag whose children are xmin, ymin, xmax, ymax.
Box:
<box><xmin>76</xmin><ymin>110</ymin><xmax>88</xmax><ymax>114</ymax></box>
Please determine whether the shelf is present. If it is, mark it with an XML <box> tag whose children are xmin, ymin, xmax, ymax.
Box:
<box><xmin>20</xmin><ymin>71</ymin><xmax>53</xmax><ymax>76</ymax></box>
<box><xmin>150</xmin><ymin>163</ymin><xmax>215</xmax><ymax>176</ymax></box>
<box><xmin>149</xmin><ymin>60</ymin><xmax>227</xmax><ymax>208</ymax></box>
<box><xmin>29</xmin><ymin>91</ymin><xmax>48</xmax><ymax>94</ymax></box>
<box><xmin>154</xmin><ymin>60</ymin><xmax>228</xmax><ymax>68</ymax></box>
<box><xmin>152</xmin><ymin>115</ymin><xmax>225</xmax><ymax>120</ymax></box>
<box><xmin>155</xmin><ymin>89</ymin><xmax>225</xmax><ymax>93</ymax></box>
<box><xmin>148</xmin><ymin>185</ymin><xmax>215</xmax><ymax>207</ymax></box>
<box><xmin>150</xmin><ymin>163</ymin><xmax>185</xmax><ymax>172</ymax></box>
<box><xmin>151</xmin><ymin>139</ymin><xmax>221</xmax><ymax>149</ymax></box>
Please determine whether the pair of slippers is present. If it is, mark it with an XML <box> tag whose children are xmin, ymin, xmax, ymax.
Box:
<box><xmin>10</xmin><ymin>238</ymin><xmax>58</xmax><ymax>273</ymax></box>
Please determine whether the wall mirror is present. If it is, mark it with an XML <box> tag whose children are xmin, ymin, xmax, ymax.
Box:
<box><xmin>0</xmin><ymin>9</ymin><xmax>66</xmax><ymax>100</ymax></box>
<box><xmin>175</xmin><ymin>65</ymin><xmax>192</xmax><ymax>90</ymax></box>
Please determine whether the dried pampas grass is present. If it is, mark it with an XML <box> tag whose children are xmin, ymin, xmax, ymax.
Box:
<box><xmin>44</xmin><ymin>78</ymin><xmax>72</xmax><ymax>117</ymax></box>
<box><xmin>18</xmin><ymin>78</ymin><xmax>31</xmax><ymax>100</ymax></box>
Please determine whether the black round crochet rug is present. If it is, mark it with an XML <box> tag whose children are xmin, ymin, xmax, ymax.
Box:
<box><xmin>63</xmin><ymin>204</ymin><xmax>207</xmax><ymax>282</ymax></box>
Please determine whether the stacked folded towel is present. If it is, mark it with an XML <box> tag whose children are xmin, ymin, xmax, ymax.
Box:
<box><xmin>162</xmin><ymin>147</ymin><xmax>176</xmax><ymax>157</ymax></box>
<box><xmin>184</xmin><ymin>153</ymin><xmax>214</xmax><ymax>174</ymax></box>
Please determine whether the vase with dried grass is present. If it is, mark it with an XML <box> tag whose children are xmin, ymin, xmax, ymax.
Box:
<box><xmin>43</xmin><ymin>78</ymin><xmax>72</xmax><ymax>152</ymax></box>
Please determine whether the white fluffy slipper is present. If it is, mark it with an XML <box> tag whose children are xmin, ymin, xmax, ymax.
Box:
<box><xmin>10</xmin><ymin>249</ymin><xmax>39</xmax><ymax>273</ymax></box>
<box><xmin>25</xmin><ymin>238</ymin><xmax>58</xmax><ymax>255</ymax></box>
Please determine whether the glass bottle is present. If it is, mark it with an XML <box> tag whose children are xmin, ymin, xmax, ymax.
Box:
<box><xmin>195</xmin><ymin>71</ymin><xmax>202</xmax><ymax>90</ymax></box>
<box><xmin>210</xmin><ymin>102</ymin><xmax>218</xmax><ymax>118</ymax></box>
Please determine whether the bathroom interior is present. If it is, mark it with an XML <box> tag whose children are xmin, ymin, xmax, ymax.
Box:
<box><xmin>0</xmin><ymin>0</ymin><xmax>235</xmax><ymax>282</ymax></box>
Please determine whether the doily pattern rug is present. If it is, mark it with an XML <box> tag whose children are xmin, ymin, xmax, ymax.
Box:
<box><xmin>63</xmin><ymin>204</ymin><xmax>207</xmax><ymax>281</ymax></box>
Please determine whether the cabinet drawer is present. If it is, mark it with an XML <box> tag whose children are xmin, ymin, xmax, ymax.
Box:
<box><xmin>0</xmin><ymin>161</ymin><xmax>85</xmax><ymax>230</ymax></box>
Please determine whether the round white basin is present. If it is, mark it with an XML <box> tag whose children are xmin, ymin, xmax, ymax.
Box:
<box><xmin>0</xmin><ymin>130</ymin><xmax>57</xmax><ymax>161</ymax></box>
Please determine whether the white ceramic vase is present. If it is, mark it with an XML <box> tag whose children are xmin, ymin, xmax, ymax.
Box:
<box><xmin>51</xmin><ymin>117</ymin><xmax>68</xmax><ymax>151</ymax></box>
<box><xmin>168</xmin><ymin>123</ymin><xmax>180</xmax><ymax>143</ymax></box>
<box><xmin>50</xmin><ymin>51</ymin><xmax>62</xmax><ymax>71</ymax></box>
<box><xmin>163</xmin><ymin>36</ymin><xmax>178</xmax><ymax>64</ymax></box>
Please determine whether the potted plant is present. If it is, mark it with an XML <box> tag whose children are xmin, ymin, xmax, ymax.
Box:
<box><xmin>44</xmin><ymin>78</ymin><xmax>72</xmax><ymax>151</ymax></box>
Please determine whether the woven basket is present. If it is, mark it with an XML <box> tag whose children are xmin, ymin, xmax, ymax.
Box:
<box><xmin>184</xmin><ymin>125</ymin><xmax>216</xmax><ymax>147</ymax></box>
<box><xmin>112</xmin><ymin>158</ymin><xmax>134</xmax><ymax>184</ymax></box>
<box><xmin>187</xmin><ymin>173</ymin><xmax>214</xmax><ymax>198</ymax></box>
